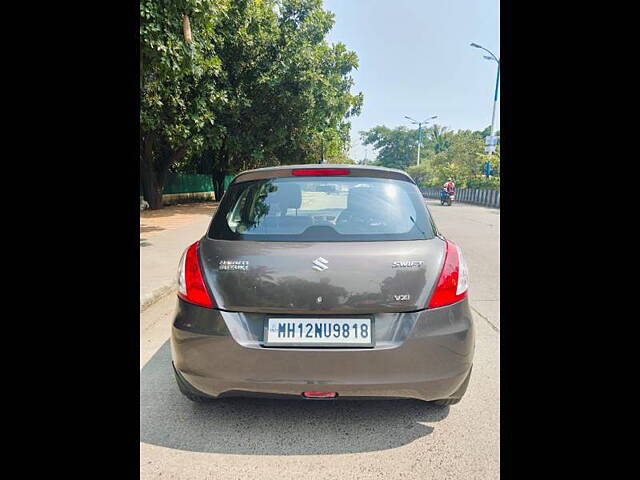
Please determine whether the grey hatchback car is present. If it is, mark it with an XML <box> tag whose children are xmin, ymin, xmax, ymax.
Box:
<box><xmin>171</xmin><ymin>165</ymin><xmax>474</xmax><ymax>405</ymax></box>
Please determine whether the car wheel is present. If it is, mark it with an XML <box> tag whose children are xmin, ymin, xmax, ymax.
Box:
<box><xmin>173</xmin><ymin>363</ymin><xmax>216</xmax><ymax>403</ymax></box>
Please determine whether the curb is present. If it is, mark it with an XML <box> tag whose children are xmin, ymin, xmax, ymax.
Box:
<box><xmin>140</xmin><ymin>283</ymin><xmax>177</xmax><ymax>312</ymax></box>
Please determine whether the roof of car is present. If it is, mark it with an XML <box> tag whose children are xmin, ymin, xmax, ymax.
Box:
<box><xmin>232</xmin><ymin>164</ymin><xmax>415</xmax><ymax>184</ymax></box>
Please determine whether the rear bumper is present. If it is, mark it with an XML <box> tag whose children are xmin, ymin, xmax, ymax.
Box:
<box><xmin>171</xmin><ymin>298</ymin><xmax>475</xmax><ymax>402</ymax></box>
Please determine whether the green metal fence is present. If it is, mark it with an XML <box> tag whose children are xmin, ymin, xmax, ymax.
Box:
<box><xmin>162</xmin><ymin>174</ymin><xmax>234</xmax><ymax>195</ymax></box>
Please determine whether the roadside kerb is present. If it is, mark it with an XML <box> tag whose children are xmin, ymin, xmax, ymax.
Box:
<box><xmin>140</xmin><ymin>203</ymin><xmax>217</xmax><ymax>312</ymax></box>
<box><xmin>140</xmin><ymin>284</ymin><xmax>177</xmax><ymax>312</ymax></box>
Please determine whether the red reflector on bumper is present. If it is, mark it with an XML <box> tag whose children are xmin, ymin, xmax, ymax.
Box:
<box><xmin>302</xmin><ymin>391</ymin><xmax>337</xmax><ymax>398</ymax></box>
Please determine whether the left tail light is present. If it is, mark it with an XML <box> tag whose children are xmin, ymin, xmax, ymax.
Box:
<box><xmin>177</xmin><ymin>241</ymin><xmax>214</xmax><ymax>308</ymax></box>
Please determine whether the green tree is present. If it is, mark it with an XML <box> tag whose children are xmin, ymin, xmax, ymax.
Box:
<box><xmin>178</xmin><ymin>0</ymin><xmax>363</xmax><ymax>199</ymax></box>
<box><xmin>360</xmin><ymin>124</ymin><xmax>455</xmax><ymax>170</ymax></box>
<box><xmin>406</xmin><ymin>162</ymin><xmax>435</xmax><ymax>187</ymax></box>
<box><xmin>429</xmin><ymin>130</ymin><xmax>484</xmax><ymax>187</ymax></box>
<box><xmin>359</xmin><ymin>126</ymin><xmax>419</xmax><ymax>170</ymax></box>
<box><xmin>360</xmin><ymin>123</ymin><xmax>499</xmax><ymax>188</ymax></box>
<box><xmin>140</xmin><ymin>0</ymin><xmax>229</xmax><ymax>209</ymax></box>
<box><xmin>426</xmin><ymin>124</ymin><xmax>454</xmax><ymax>153</ymax></box>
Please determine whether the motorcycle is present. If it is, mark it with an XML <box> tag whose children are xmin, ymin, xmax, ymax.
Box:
<box><xmin>440</xmin><ymin>189</ymin><xmax>454</xmax><ymax>206</ymax></box>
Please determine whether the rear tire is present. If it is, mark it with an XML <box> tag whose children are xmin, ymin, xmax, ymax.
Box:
<box><xmin>173</xmin><ymin>363</ymin><xmax>216</xmax><ymax>403</ymax></box>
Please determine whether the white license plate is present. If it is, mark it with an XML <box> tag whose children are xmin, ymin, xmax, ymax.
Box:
<box><xmin>264</xmin><ymin>318</ymin><xmax>374</xmax><ymax>347</ymax></box>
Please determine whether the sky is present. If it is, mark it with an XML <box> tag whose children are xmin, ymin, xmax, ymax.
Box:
<box><xmin>323</xmin><ymin>0</ymin><xmax>500</xmax><ymax>162</ymax></box>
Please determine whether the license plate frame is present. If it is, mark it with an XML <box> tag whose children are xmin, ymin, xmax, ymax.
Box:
<box><xmin>263</xmin><ymin>317</ymin><xmax>375</xmax><ymax>348</ymax></box>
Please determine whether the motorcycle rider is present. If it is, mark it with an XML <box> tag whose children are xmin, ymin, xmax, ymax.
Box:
<box><xmin>440</xmin><ymin>178</ymin><xmax>455</xmax><ymax>203</ymax></box>
<box><xmin>443</xmin><ymin>178</ymin><xmax>455</xmax><ymax>195</ymax></box>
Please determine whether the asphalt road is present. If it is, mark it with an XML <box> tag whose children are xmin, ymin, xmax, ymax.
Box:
<box><xmin>140</xmin><ymin>199</ymin><xmax>500</xmax><ymax>479</ymax></box>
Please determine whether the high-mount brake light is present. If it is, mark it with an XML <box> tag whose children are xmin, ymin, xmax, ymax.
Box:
<box><xmin>302</xmin><ymin>391</ymin><xmax>337</xmax><ymax>398</ymax></box>
<box><xmin>177</xmin><ymin>241</ymin><xmax>214</xmax><ymax>308</ymax></box>
<box><xmin>427</xmin><ymin>240</ymin><xmax>469</xmax><ymax>308</ymax></box>
<box><xmin>291</xmin><ymin>168</ymin><xmax>350</xmax><ymax>176</ymax></box>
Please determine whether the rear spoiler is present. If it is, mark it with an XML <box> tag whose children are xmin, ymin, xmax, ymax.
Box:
<box><xmin>231</xmin><ymin>166</ymin><xmax>416</xmax><ymax>185</ymax></box>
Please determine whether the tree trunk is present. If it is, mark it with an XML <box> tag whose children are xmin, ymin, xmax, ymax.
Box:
<box><xmin>183</xmin><ymin>15</ymin><xmax>192</xmax><ymax>44</ymax></box>
<box><xmin>212</xmin><ymin>137</ymin><xmax>229</xmax><ymax>201</ymax></box>
<box><xmin>141</xmin><ymin>169</ymin><xmax>163</xmax><ymax>209</ymax></box>
<box><xmin>140</xmin><ymin>135</ymin><xmax>164</xmax><ymax>209</ymax></box>
<box><xmin>213</xmin><ymin>170</ymin><xmax>226</xmax><ymax>201</ymax></box>
<box><xmin>140</xmin><ymin>135</ymin><xmax>187</xmax><ymax>210</ymax></box>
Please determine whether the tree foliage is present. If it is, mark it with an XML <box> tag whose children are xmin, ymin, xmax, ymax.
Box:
<box><xmin>140</xmin><ymin>0</ymin><xmax>229</xmax><ymax>208</ymax></box>
<box><xmin>141</xmin><ymin>0</ymin><xmax>363</xmax><ymax>207</ymax></box>
<box><xmin>362</xmin><ymin>124</ymin><xmax>500</xmax><ymax>189</ymax></box>
<box><xmin>359</xmin><ymin>126</ymin><xmax>418</xmax><ymax>170</ymax></box>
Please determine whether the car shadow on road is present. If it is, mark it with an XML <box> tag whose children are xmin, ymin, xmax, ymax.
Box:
<box><xmin>140</xmin><ymin>341</ymin><xmax>449</xmax><ymax>455</ymax></box>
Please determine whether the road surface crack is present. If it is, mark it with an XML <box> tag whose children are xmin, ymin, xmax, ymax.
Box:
<box><xmin>471</xmin><ymin>305</ymin><xmax>500</xmax><ymax>333</ymax></box>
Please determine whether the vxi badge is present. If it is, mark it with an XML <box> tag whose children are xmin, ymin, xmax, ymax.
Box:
<box><xmin>392</xmin><ymin>260</ymin><xmax>424</xmax><ymax>268</ymax></box>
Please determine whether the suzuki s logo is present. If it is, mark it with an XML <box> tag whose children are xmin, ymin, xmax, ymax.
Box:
<box><xmin>312</xmin><ymin>257</ymin><xmax>329</xmax><ymax>271</ymax></box>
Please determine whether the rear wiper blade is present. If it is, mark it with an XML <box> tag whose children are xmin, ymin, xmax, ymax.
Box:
<box><xmin>409</xmin><ymin>216</ymin><xmax>427</xmax><ymax>238</ymax></box>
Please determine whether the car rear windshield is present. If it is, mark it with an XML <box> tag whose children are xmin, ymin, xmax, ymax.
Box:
<box><xmin>208</xmin><ymin>176</ymin><xmax>435</xmax><ymax>242</ymax></box>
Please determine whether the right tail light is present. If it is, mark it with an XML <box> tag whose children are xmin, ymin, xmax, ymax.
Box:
<box><xmin>428</xmin><ymin>239</ymin><xmax>469</xmax><ymax>308</ymax></box>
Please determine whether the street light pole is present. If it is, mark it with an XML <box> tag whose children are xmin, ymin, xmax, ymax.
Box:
<box><xmin>404</xmin><ymin>115</ymin><xmax>438</xmax><ymax>166</ymax></box>
<box><xmin>470</xmin><ymin>42</ymin><xmax>500</xmax><ymax>137</ymax></box>
<box><xmin>489</xmin><ymin>60</ymin><xmax>500</xmax><ymax>136</ymax></box>
<box><xmin>416</xmin><ymin>124</ymin><xmax>422</xmax><ymax>166</ymax></box>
